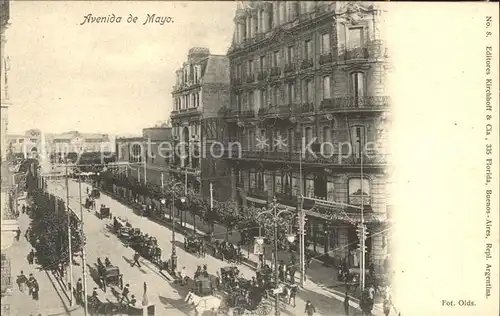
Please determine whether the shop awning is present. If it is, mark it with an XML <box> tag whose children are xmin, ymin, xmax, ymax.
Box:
<box><xmin>307</xmin><ymin>204</ymin><xmax>383</xmax><ymax>224</ymax></box>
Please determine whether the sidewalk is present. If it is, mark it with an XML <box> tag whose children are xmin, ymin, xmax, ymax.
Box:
<box><xmin>1</xmin><ymin>202</ymin><xmax>84</xmax><ymax>316</ymax></box>
<box><xmin>103</xmin><ymin>188</ymin><xmax>387</xmax><ymax>316</ymax></box>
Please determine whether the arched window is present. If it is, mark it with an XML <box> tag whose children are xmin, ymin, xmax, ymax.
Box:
<box><xmin>351</xmin><ymin>125</ymin><xmax>366</xmax><ymax>158</ymax></box>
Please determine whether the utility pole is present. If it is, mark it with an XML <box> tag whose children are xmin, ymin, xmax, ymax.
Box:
<box><xmin>65</xmin><ymin>162</ymin><xmax>74</xmax><ymax>306</ymax></box>
<box><xmin>298</xmin><ymin>135</ymin><xmax>306</xmax><ymax>287</ymax></box>
<box><xmin>78</xmin><ymin>176</ymin><xmax>88</xmax><ymax>316</ymax></box>
<box><xmin>360</xmin><ymin>146</ymin><xmax>365</xmax><ymax>292</ymax></box>
<box><xmin>209</xmin><ymin>182</ymin><xmax>213</xmax><ymax>235</ymax></box>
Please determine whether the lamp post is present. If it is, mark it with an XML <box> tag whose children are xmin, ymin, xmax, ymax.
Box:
<box><xmin>254</xmin><ymin>197</ymin><xmax>295</xmax><ymax>316</ymax></box>
<box><xmin>161</xmin><ymin>181</ymin><xmax>185</xmax><ymax>274</ymax></box>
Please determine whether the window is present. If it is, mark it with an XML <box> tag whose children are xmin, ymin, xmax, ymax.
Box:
<box><xmin>248</xmin><ymin>130</ymin><xmax>255</xmax><ymax>150</ymax></box>
<box><xmin>351</xmin><ymin>125</ymin><xmax>366</xmax><ymax>158</ymax></box>
<box><xmin>260</xmin><ymin>55</ymin><xmax>266</xmax><ymax>71</ymax></box>
<box><xmin>248</xmin><ymin>60</ymin><xmax>254</xmax><ymax>76</ymax></box>
<box><xmin>304</xmin><ymin>79</ymin><xmax>313</xmax><ymax>103</ymax></box>
<box><xmin>236</xmin><ymin>93</ymin><xmax>242</xmax><ymax>110</ymax></box>
<box><xmin>288</xmin><ymin>128</ymin><xmax>296</xmax><ymax>151</ymax></box>
<box><xmin>248</xmin><ymin>90</ymin><xmax>254</xmax><ymax>108</ymax></box>
<box><xmin>348</xmin><ymin>27</ymin><xmax>363</xmax><ymax>49</ymax></box>
<box><xmin>304</xmin><ymin>127</ymin><xmax>313</xmax><ymax>144</ymax></box>
<box><xmin>351</xmin><ymin>72</ymin><xmax>365</xmax><ymax>103</ymax></box>
<box><xmin>321</xmin><ymin>33</ymin><xmax>330</xmax><ymax>54</ymax></box>
<box><xmin>287</xmin><ymin>82</ymin><xmax>296</xmax><ymax>104</ymax></box>
<box><xmin>280</xmin><ymin>2</ymin><xmax>287</xmax><ymax>23</ymax></box>
<box><xmin>322</xmin><ymin>76</ymin><xmax>331</xmax><ymax>99</ymax></box>
<box><xmin>260</xmin><ymin>89</ymin><xmax>266</xmax><ymax>108</ymax></box>
<box><xmin>273</xmin><ymin>50</ymin><xmax>280</xmax><ymax>67</ymax></box>
<box><xmin>304</xmin><ymin>39</ymin><xmax>312</xmax><ymax>60</ymax></box>
<box><xmin>272</xmin><ymin>86</ymin><xmax>279</xmax><ymax>106</ymax></box>
<box><xmin>236</xmin><ymin>64</ymin><xmax>242</xmax><ymax>78</ymax></box>
<box><xmin>323</xmin><ymin>126</ymin><xmax>333</xmax><ymax>155</ymax></box>
<box><xmin>348</xmin><ymin>178</ymin><xmax>370</xmax><ymax>206</ymax></box>
<box><xmin>287</xmin><ymin>45</ymin><xmax>295</xmax><ymax>64</ymax></box>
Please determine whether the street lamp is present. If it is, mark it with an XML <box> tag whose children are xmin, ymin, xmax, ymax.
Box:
<box><xmin>161</xmin><ymin>181</ymin><xmax>185</xmax><ymax>274</ymax></box>
<box><xmin>256</xmin><ymin>197</ymin><xmax>295</xmax><ymax>316</ymax></box>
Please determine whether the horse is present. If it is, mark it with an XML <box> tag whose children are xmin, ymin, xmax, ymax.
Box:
<box><xmin>185</xmin><ymin>291</ymin><xmax>221</xmax><ymax>316</ymax></box>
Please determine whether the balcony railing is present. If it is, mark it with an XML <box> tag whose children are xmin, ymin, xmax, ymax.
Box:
<box><xmin>257</xmin><ymin>71</ymin><xmax>267</xmax><ymax>81</ymax></box>
<box><xmin>321</xmin><ymin>96</ymin><xmax>390</xmax><ymax>109</ymax></box>
<box><xmin>284</xmin><ymin>63</ymin><xmax>295</xmax><ymax>73</ymax></box>
<box><xmin>294</xmin><ymin>102</ymin><xmax>314</xmax><ymax>114</ymax></box>
<box><xmin>270</xmin><ymin>67</ymin><xmax>281</xmax><ymax>77</ymax></box>
<box><xmin>344</xmin><ymin>47</ymin><xmax>369</xmax><ymax>61</ymax></box>
<box><xmin>342</xmin><ymin>41</ymin><xmax>388</xmax><ymax>61</ymax></box>
<box><xmin>232</xmin><ymin>78</ymin><xmax>242</xmax><ymax>86</ymax></box>
<box><xmin>223</xmin><ymin>150</ymin><xmax>388</xmax><ymax>166</ymax></box>
<box><xmin>246</xmin><ymin>74</ymin><xmax>255</xmax><ymax>83</ymax></box>
<box><xmin>237</xmin><ymin>109</ymin><xmax>255</xmax><ymax>118</ymax></box>
<box><xmin>301</xmin><ymin>58</ymin><xmax>313</xmax><ymax>69</ymax></box>
<box><xmin>249</xmin><ymin>189</ymin><xmax>269</xmax><ymax>201</ymax></box>
<box><xmin>319</xmin><ymin>53</ymin><xmax>333</xmax><ymax>65</ymax></box>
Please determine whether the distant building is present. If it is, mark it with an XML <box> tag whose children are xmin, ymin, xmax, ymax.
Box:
<box><xmin>115</xmin><ymin>125</ymin><xmax>172</xmax><ymax>187</ymax></box>
<box><xmin>7</xmin><ymin>129</ymin><xmax>43</xmax><ymax>159</ymax></box>
<box><xmin>44</xmin><ymin>131</ymin><xmax>115</xmax><ymax>161</ymax></box>
<box><xmin>170</xmin><ymin>47</ymin><xmax>230</xmax><ymax>199</ymax></box>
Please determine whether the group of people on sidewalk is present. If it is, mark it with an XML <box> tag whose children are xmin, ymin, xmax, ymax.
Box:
<box><xmin>15</xmin><ymin>270</ymin><xmax>40</xmax><ymax>301</ymax></box>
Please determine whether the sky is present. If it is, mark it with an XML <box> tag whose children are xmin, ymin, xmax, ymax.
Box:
<box><xmin>6</xmin><ymin>0</ymin><xmax>237</xmax><ymax>135</ymax></box>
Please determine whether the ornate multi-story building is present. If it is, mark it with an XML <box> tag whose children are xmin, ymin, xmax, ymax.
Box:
<box><xmin>170</xmin><ymin>47</ymin><xmax>230</xmax><ymax>199</ymax></box>
<box><xmin>222</xmin><ymin>1</ymin><xmax>391</xmax><ymax>269</ymax></box>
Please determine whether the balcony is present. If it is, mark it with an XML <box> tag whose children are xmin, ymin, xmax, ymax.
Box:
<box><xmin>232</xmin><ymin>78</ymin><xmax>242</xmax><ymax>86</ymax></box>
<box><xmin>327</xmin><ymin>96</ymin><xmax>390</xmax><ymax>110</ymax></box>
<box><xmin>344</xmin><ymin>47</ymin><xmax>369</xmax><ymax>61</ymax></box>
<box><xmin>267</xmin><ymin>105</ymin><xmax>292</xmax><ymax>117</ymax></box>
<box><xmin>270</xmin><ymin>67</ymin><xmax>281</xmax><ymax>77</ymax></box>
<box><xmin>237</xmin><ymin>109</ymin><xmax>255</xmax><ymax>118</ymax></box>
<box><xmin>294</xmin><ymin>102</ymin><xmax>314</xmax><ymax>114</ymax></box>
<box><xmin>223</xmin><ymin>150</ymin><xmax>388</xmax><ymax>167</ymax></box>
<box><xmin>341</xmin><ymin>41</ymin><xmax>388</xmax><ymax>61</ymax></box>
<box><xmin>319</xmin><ymin>53</ymin><xmax>333</xmax><ymax>65</ymax></box>
<box><xmin>284</xmin><ymin>63</ymin><xmax>295</xmax><ymax>73</ymax></box>
<box><xmin>301</xmin><ymin>58</ymin><xmax>313</xmax><ymax>70</ymax></box>
<box><xmin>319</xmin><ymin>98</ymin><xmax>334</xmax><ymax>110</ymax></box>
<box><xmin>246</xmin><ymin>74</ymin><xmax>255</xmax><ymax>84</ymax></box>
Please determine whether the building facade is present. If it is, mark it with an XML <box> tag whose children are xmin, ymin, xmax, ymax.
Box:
<box><xmin>7</xmin><ymin>129</ymin><xmax>43</xmax><ymax>158</ymax></box>
<box><xmin>44</xmin><ymin>131</ymin><xmax>114</xmax><ymax>162</ymax></box>
<box><xmin>222</xmin><ymin>1</ymin><xmax>391</xmax><ymax>269</ymax></box>
<box><xmin>170</xmin><ymin>47</ymin><xmax>230</xmax><ymax>199</ymax></box>
<box><xmin>115</xmin><ymin>125</ymin><xmax>172</xmax><ymax>187</ymax></box>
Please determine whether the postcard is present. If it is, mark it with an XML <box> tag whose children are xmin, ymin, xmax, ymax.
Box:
<box><xmin>0</xmin><ymin>1</ymin><xmax>498</xmax><ymax>316</ymax></box>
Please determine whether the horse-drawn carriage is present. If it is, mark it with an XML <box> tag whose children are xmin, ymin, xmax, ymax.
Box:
<box><xmin>184</xmin><ymin>236</ymin><xmax>203</xmax><ymax>255</ymax></box>
<box><xmin>131</xmin><ymin>235</ymin><xmax>162</xmax><ymax>264</ymax></box>
<box><xmin>185</xmin><ymin>276</ymin><xmax>222</xmax><ymax>316</ymax></box>
<box><xmin>97</xmin><ymin>262</ymin><xmax>123</xmax><ymax>292</ymax></box>
<box><xmin>217</xmin><ymin>266</ymin><xmax>272</xmax><ymax>316</ymax></box>
<box><xmin>89</xmin><ymin>188</ymin><xmax>101</xmax><ymax>199</ymax></box>
<box><xmin>85</xmin><ymin>197</ymin><xmax>96</xmax><ymax>210</ymax></box>
<box><xmin>214</xmin><ymin>240</ymin><xmax>241</xmax><ymax>262</ymax></box>
<box><xmin>96</xmin><ymin>205</ymin><xmax>111</xmax><ymax>219</ymax></box>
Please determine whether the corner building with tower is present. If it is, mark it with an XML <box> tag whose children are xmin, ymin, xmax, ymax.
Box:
<box><xmin>220</xmin><ymin>1</ymin><xmax>392</xmax><ymax>270</ymax></box>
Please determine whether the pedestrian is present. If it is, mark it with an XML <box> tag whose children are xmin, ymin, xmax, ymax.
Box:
<box><xmin>131</xmin><ymin>252</ymin><xmax>141</xmax><ymax>267</ymax></box>
<box><xmin>27</xmin><ymin>274</ymin><xmax>35</xmax><ymax>296</ymax></box>
<box><xmin>118</xmin><ymin>284</ymin><xmax>130</xmax><ymax>304</ymax></box>
<box><xmin>215</xmin><ymin>271</ymin><xmax>221</xmax><ymax>289</ymax></box>
<box><xmin>289</xmin><ymin>265</ymin><xmax>297</xmax><ymax>283</ymax></box>
<box><xmin>179</xmin><ymin>267</ymin><xmax>187</xmax><ymax>285</ymax></box>
<box><xmin>16</xmin><ymin>270</ymin><xmax>27</xmax><ymax>293</ymax></box>
<box><xmin>289</xmin><ymin>284</ymin><xmax>297</xmax><ymax>307</ymax></box>
<box><xmin>15</xmin><ymin>227</ymin><xmax>21</xmax><ymax>241</ymax></box>
<box><xmin>22</xmin><ymin>204</ymin><xmax>26</xmax><ymax>214</ymax></box>
<box><xmin>383</xmin><ymin>298</ymin><xmax>391</xmax><ymax>316</ymax></box>
<box><xmin>130</xmin><ymin>294</ymin><xmax>137</xmax><ymax>306</ymax></box>
<box><xmin>76</xmin><ymin>278</ymin><xmax>83</xmax><ymax>304</ymax></box>
<box><xmin>344</xmin><ymin>292</ymin><xmax>350</xmax><ymax>315</ymax></box>
<box><xmin>304</xmin><ymin>300</ymin><xmax>316</xmax><ymax>316</ymax></box>
<box><xmin>32</xmin><ymin>279</ymin><xmax>39</xmax><ymax>300</ymax></box>
<box><xmin>27</xmin><ymin>249</ymin><xmax>35</xmax><ymax>265</ymax></box>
